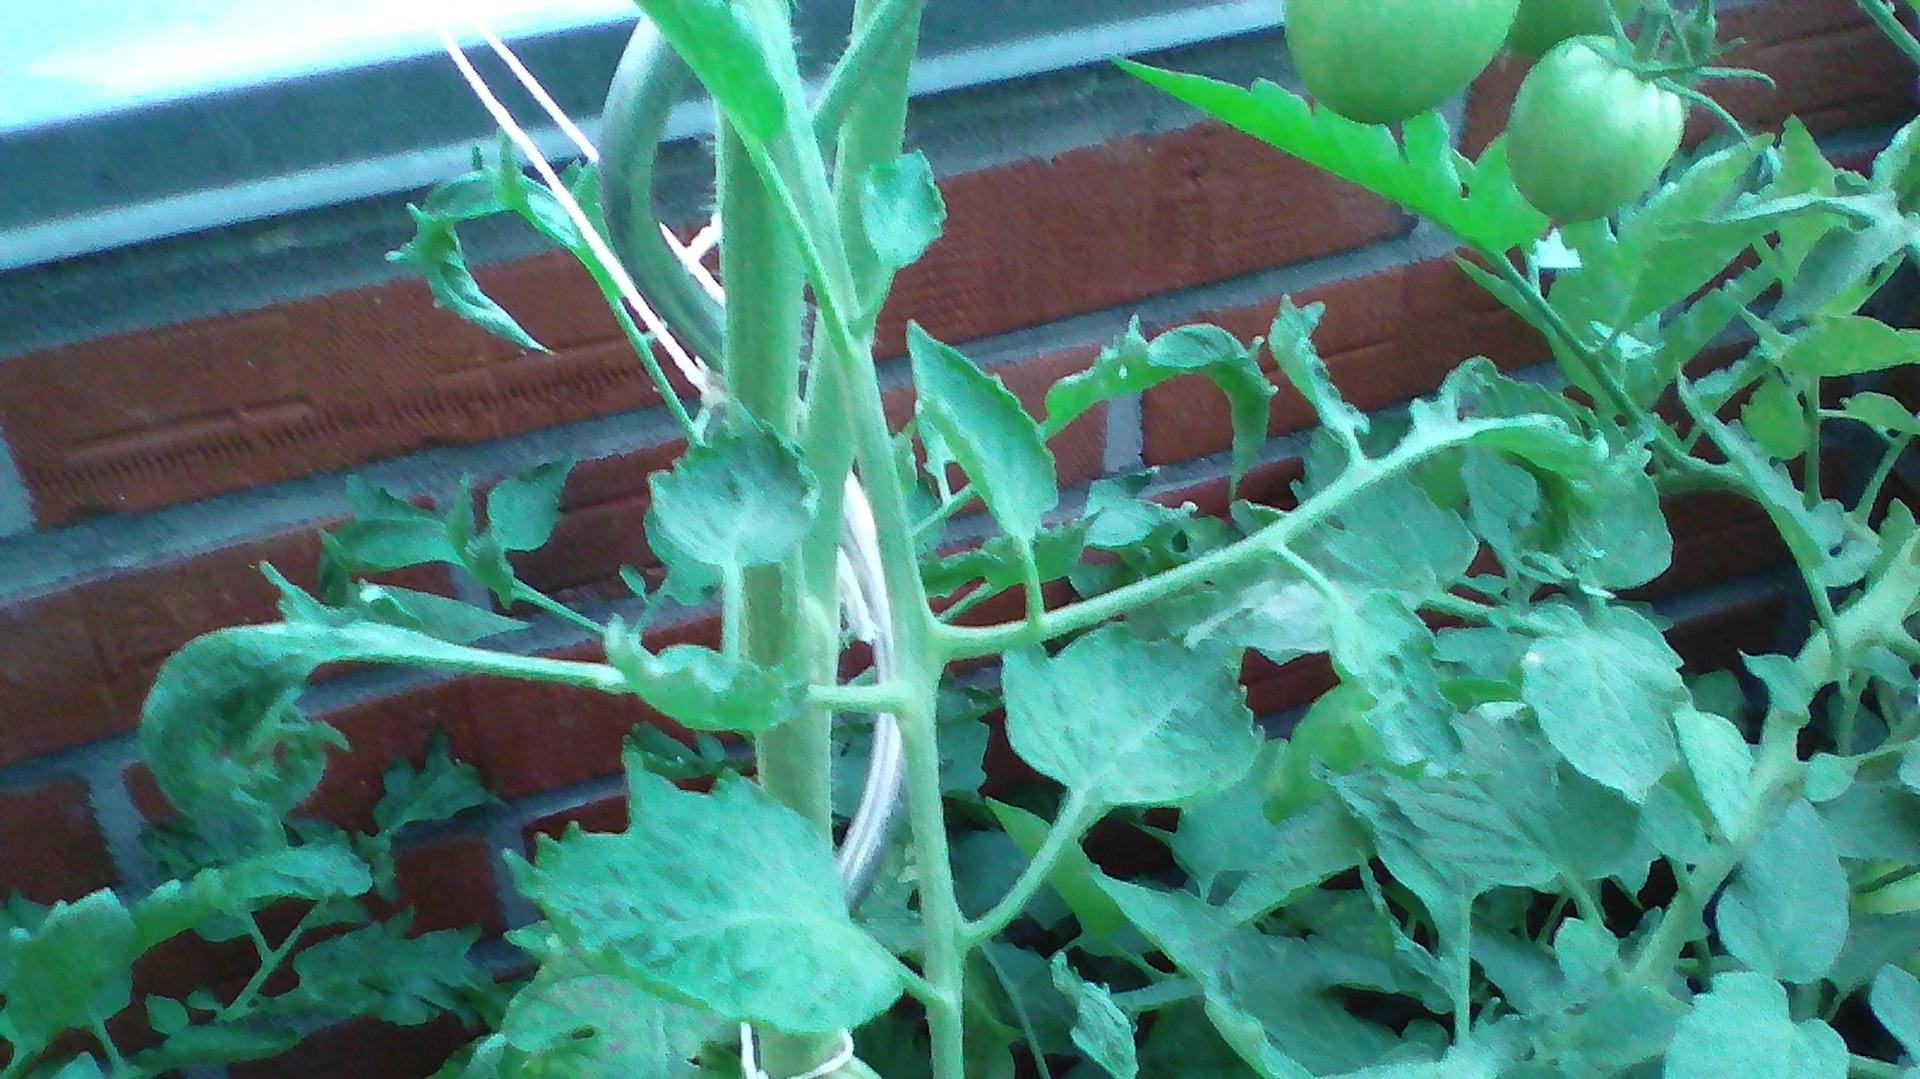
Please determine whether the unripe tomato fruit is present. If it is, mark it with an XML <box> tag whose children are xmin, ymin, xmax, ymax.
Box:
<box><xmin>1506</xmin><ymin>35</ymin><xmax>1685</xmax><ymax>222</ymax></box>
<box><xmin>1506</xmin><ymin>0</ymin><xmax>1635</xmax><ymax>59</ymax></box>
<box><xmin>1287</xmin><ymin>0</ymin><xmax>1521</xmax><ymax>125</ymax></box>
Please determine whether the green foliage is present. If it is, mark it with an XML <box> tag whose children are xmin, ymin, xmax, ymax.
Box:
<box><xmin>859</xmin><ymin>151</ymin><xmax>947</xmax><ymax>271</ymax></box>
<box><xmin>1043</xmin><ymin>318</ymin><xmax>1275</xmax><ymax>488</ymax></box>
<box><xmin>1117</xmin><ymin>62</ymin><xmax>1547</xmax><ymax>254</ymax></box>
<box><xmin>1002</xmin><ymin>624</ymin><xmax>1259</xmax><ymax>807</ymax></box>
<box><xmin>647</xmin><ymin>416</ymin><xmax>819</xmax><ymax>576</ymax></box>
<box><xmin>93</xmin><ymin>5</ymin><xmax>1920</xmax><ymax>1078</ymax></box>
<box><xmin>512</xmin><ymin>770</ymin><xmax>903</xmax><ymax>1035</ymax></box>
<box><xmin>907</xmin><ymin>323</ymin><xmax>1059</xmax><ymax>544</ymax></box>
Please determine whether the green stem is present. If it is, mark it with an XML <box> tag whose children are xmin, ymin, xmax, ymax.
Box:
<box><xmin>935</xmin><ymin>582</ymin><xmax>1005</xmax><ymax>625</ymax></box>
<box><xmin>938</xmin><ymin>414</ymin><xmax>1560</xmax><ymax>660</ymax></box>
<box><xmin>716</xmin><ymin>3</ymin><xmax>840</xmax><ymax>1073</ymax></box>
<box><xmin>1856</xmin><ymin>0</ymin><xmax>1920</xmax><ymax>69</ymax></box>
<box><xmin>347</xmin><ymin>638</ymin><xmax>627</xmax><ymax>693</ymax></box>
<box><xmin>600</xmin><ymin>19</ymin><xmax>726</xmax><ymax>365</ymax></box>
<box><xmin>811</xmin><ymin>0</ymin><xmax>926</xmax><ymax>153</ymax></box>
<box><xmin>898</xmin><ymin>691</ymin><xmax>968</xmax><ymax>1079</ymax></box>
<box><xmin>220</xmin><ymin>906</ymin><xmax>327</xmax><ymax>1020</ymax></box>
<box><xmin>962</xmin><ymin>790</ymin><xmax>1100</xmax><ymax>947</ymax></box>
<box><xmin>1017</xmin><ymin>539</ymin><xmax>1047</xmax><ymax>628</ymax></box>
<box><xmin>1861</xmin><ymin>432</ymin><xmax>1915</xmax><ymax>514</ymax></box>
<box><xmin>510</xmin><ymin>583</ymin><xmax>604</xmax><ymax>635</ymax></box>
<box><xmin>1487</xmin><ymin>259</ymin><xmax>1703</xmax><ymax>480</ymax></box>
<box><xmin>593</xmin><ymin>267</ymin><xmax>698</xmax><ymax>440</ymax></box>
<box><xmin>89</xmin><ymin>1019</ymin><xmax>129</xmax><ymax>1077</ymax></box>
<box><xmin>1805</xmin><ymin>384</ymin><xmax>1824</xmax><ymax>511</ymax></box>
<box><xmin>914</xmin><ymin>482</ymin><xmax>975</xmax><ymax>545</ymax></box>
<box><xmin>1561</xmin><ymin>873</ymin><xmax>1606</xmax><ymax>927</ymax></box>
<box><xmin>808</xmin><ymin>681</ymin><xmax>910</xmax><ymax>713</ymax></box>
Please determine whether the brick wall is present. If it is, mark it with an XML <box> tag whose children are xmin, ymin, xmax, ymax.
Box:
<box><xmin>0</xmin><ymin>2</ymin><xmax>1911</xmax><ymax>1072</ymax></box>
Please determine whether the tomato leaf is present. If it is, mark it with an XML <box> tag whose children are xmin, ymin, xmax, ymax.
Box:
<box><xmin>1716</xmin><ymin>799</ymin><xmax>1850</xmax><ymax>984</ymax></box>
<box><xmin>646</xmin><ymin>417</ymin><xmax>818</xmax><ymax>573</ymax></box>
<box><xmin>485</xmin><ymin>457</ymin><xmax>573</xmax><ymax>552</ymax></box>
<box><xmin>1003</xmin><ymin>625</ymin><xmax>1260</xmax><ymax>807</ymax></box>
<box><xmin>1870</xmin><ymin>966</ymin><xmax>1920</xmax><ymax>1060</ymax></box>
<box><xmin>1043</xmin><ymin>319</ymin><xmax>1273</xmax><ymax>488</ymax></box>
<box><xmin>1050</xmin><ymin>954</ymin><xmax>1138</xmax><ymax>1079</ymax></box>
<box><xmin>1839</xmin><ymin>392</ymin><xmax>1920</xmax><ymax>435</ymax></box>
<box><xmin>1665</xmin><ymin>973</ymin><xmax>1846</xmax><ymax>1078</ymax></box>
<box><xmin>388</xmin><ymin>206</ymin><xmax>543</xmax><ymax>351</ymax></box>
<box><xmin>605</xmin><ymin>624</ymin><xmax>806</xmax><ymax>733</ymax></box>
<box><xmin>0</xmin><ymin>891</ymin><xmax>137</xmax><ymax>1054</ymax></box>
<box><xmin>1781</xmin><ymin>315</ymin><xmax>1920</xmax><ymax>378</ymax></box>
<box><xmin>1519</xmin><ymin>603</ymin><xmax>1684</xmax><ymax>803</ymax></box>
<box><xmin>1740</xmin><ymin>375</ymin><xmax>1811</xmax><ymax>460</ymax></box>
<box><xmin>859</xmin><ymin>151</ymin><xmax>947</xmax><ymax>270</ymax></box>
<box><xmin>1117</xmin><ymin>62</ymin><xmax>1546</xmax><ymax>254</ymax></box>
<box><xmin>1268</xmin><ymin>301</ymin><xmax>1367</xmax><ymax>459</ymax></box>
<box><xmin>514</xmin><ymin>771</ymin><xmax>904</xmax><ymax>1034</ymax></box>
<box><xmin>907</xmin><ymin>323</ymin><xmax>1058</xmax><ymax>543</ymax></box>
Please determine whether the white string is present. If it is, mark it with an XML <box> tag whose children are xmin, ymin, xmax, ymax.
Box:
<box><xmin>471</xmin><ymin>16</ymin><xmax>600</xmax><ymax>165</ymax></box>
<box><xmin>467</xmin><ymin>15</ymin><xmax>730</xmax><ymax>306</ymax></box>
<box><xmin>434</xmin><ymin>20</ymin><xmax>712</xmax><ymax>397</ymax></box>
<box><xmin>739</xmin><ymin>1025</ymin><xmax>856</xmax><ymax>1079</ymax></box>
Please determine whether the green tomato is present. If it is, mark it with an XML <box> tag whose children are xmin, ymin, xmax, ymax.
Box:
<box><xmin>1506</xmin><ymin>0</ymin><xmax>1635</xmax><ymax>59</ymax></box>
<box><xmin>1506</xmin><ymin>35</ymin><xmax>1686</xmax><ymax>222</ymax></box>
<box><xmin>1288</xmin><ymin>0</ymin><xmax>1521</xmax><ymax>125</ymax></box>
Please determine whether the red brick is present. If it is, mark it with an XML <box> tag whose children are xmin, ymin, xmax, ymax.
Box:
<box><xmin>879</xmin><ymin>122</ymin><xmax>1405</xmax><ymax>360</ymax></box>
<box><xmin>0</xmin><ymin>271</ymin><xmax>674</xmax><ymax>525</ymax></box>
<box><xmin>0</xmin><ymin>778</ymin><xmax>117</xmax><ymax>902</ymax></box>
<box><xmin>1244</xmin><ymin>653</ymin><xmax>1339</xmax><ymax>720</ymax></box>
<box><xmin>0</xmin><ymin>591</ymin><xmax>117</xmax><ymax>765</ymax></box>
<box><xmin>1140</xmin><ymin>258</ymin><xmax>1543</xmax><ymax>465</ymax></box>
<box><xmin>2</xmin><ymin>118</ymin><xmax>1398</xmax><ymax>526</ymax></box>
<box><xmin>302</xmin><ymin>679</ymin><xmax>480</xmax><ymax>832</ymax></box>
<box><xmin>77</xmin><ymin>529</ymin><xmax>323</xmax><ymax>728</ymax></box>
<box><xmin>384</xmin><ymin>834</ymin><xmax>505</xmax><ymax>937</ymax></box>
<box><xmin>1466</xmin><ymin>0</ymin><xmax>1912</xmax><ymax>155</ymax></box>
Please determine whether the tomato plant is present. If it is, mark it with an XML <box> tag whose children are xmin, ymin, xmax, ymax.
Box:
<box><xmin>1506</xmin><ymin>0</ymin><xmax>1636</xmax><ymax>58</ymax></box>
<box><xmin>1507</xmin><ymin>35</ymin><xmax>1686</xmax><ymax>221</ymax></box>
<box><xmin>15</xmin><ymin>1</ymin><xmax>1920</xmax><ymax>1078</ymax></box>
<box><xmin>1287</xmin><ymin>0</ymin><xmax>1520</xmax><ymax>124</ymax></box>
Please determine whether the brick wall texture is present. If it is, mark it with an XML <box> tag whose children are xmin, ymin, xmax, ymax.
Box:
<box><xmin>0</xmin><ymin>2</ymin><xmax>1910</xmax><ymax>1072</ymax></box>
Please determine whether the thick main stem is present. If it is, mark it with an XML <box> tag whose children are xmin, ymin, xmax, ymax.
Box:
<box><xmin>715</xmin><ymin>6</ymin><xmax>839</xmax><ymax>1074</ymax></box>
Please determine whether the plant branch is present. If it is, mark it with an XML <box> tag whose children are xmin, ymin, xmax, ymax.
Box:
<box><xmin>811</xmin><ymin>0</ymin><xmax>926</xmax><ymax>152</ymax></box>
<box><xmin>938</xmin><ymin>413</ymin><xmax>1572</xmax><ymax>660</ymax></box>
<box><xmin>962</xmin><ymin>790</ymin><xmax>1101</xmax><ymax>947</ymax></box>
<box><xmin>1861</xmin><ymin>432</ymin><xmax>1916</xmax><ymax>514</ymax></box>
<box><xmin>219</xmin><ymin>905</ymin><xmax>329</xmax><ymax>1020</ymax></box>
<box><xmin>510</xmin><ymin>582</ymin><xmax>605</xmax><ymax>635</ymax></box>
<box><xmin>1628</xmin><ymin>540</ymin><xmax>1920</xmax><ymax>983</ymax></box>
<box><xmin>808</xmin><ymin>681</ymin><xmax>911</xmax><ymax>713</ymax></box>
<box><xmin>1856</xmin><ymin>0</ymin><xmax>1920</xmax><ymax>69</ymax></box>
